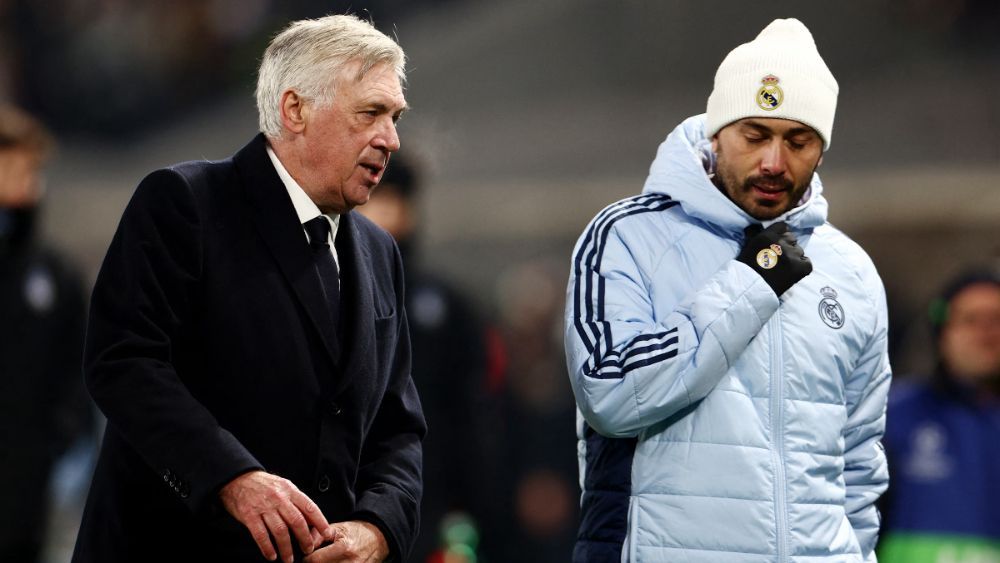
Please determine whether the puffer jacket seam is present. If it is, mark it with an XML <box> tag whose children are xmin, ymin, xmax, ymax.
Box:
<box><xmin>633</xmin><ymin>543</ymin><xmax>773</xmax><ymax>556</ymax></box>
<box><xmin>639</xmin><ymin>491</ymin><xmax>772</xmax><ymax>502</ymax></box>
<box><xmin>646</xmin><ymin>438</ymin><xmax>768</xmax><ymax>450</ymax></box>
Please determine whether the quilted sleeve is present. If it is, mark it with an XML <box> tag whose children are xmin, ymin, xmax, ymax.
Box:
<box><xmin>564</xmin><ymin>198</ymin><xmax>779</xmax><ymax>438</ymax></box>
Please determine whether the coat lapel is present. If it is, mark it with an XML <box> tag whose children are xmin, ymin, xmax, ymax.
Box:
<box><xmin>233</xmin><ymin>134</ymin><xmax>341</xmax><ymax>368</ymax></box>
<box><xmin>332</xmin><ymin>211</ymin><xmax>375</xmax><ymax>398</ymax></box>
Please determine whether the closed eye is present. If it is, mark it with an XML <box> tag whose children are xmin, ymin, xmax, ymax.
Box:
<box><xmin>787</xmin><ymin>135</ymin><xmax>816</xmax><ymax>150</ymax></box>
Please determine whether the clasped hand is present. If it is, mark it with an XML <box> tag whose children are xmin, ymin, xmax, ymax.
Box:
<box><xmin>220</xmin><ymin>470</ymin><xmax>388</xmax><ymax>562</ymax></box>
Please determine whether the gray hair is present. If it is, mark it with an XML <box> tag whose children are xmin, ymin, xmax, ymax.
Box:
<box><xmin>255</xmin><ymin>14</ymin><xmax>406</xmax><ymax>138</ymax></box>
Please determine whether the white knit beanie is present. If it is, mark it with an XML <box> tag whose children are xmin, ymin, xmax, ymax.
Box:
<box><xmin>706</xmin><ymin>18</ymin><xmax>838</xmax><ymax>150</ymax></box>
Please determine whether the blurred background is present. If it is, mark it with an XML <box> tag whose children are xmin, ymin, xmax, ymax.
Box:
<box><xmin>2</xmin><ymin>0</ymin><xmax>998</xmax><ymax>561</ymax></box>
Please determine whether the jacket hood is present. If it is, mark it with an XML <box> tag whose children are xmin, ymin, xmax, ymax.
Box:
<box><xmin>641</xmin><ymin>114</ymin><xmax>828</xmax><ymax>235</ymax></box>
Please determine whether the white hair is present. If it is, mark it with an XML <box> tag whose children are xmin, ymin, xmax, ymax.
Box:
<box><xmin>255</xmin><ymin>14</ymin><xmax>406</xmax><ymax>138</ymax></box>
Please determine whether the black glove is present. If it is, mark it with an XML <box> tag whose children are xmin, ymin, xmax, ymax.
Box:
<box><xmin>736</xmin><ymin>221</ymin><xmax>812</xmax><ymax>296</ymax></box>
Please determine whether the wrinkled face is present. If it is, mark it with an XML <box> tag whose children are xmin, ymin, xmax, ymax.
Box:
<box><xmin>712</xmin><ymin>118</ymin><xmax>824</xmax><ymax>221</ymax></box>
<box><xmin>293</xmin><ymin>61</ymin><xmax>407</xmax><ymax>214</ymax></box>
<box><xmin>0</xmin><ymin>148</ymin><xmax>43</xmax><ymax>208</ymax></box>
<box><xmin>940</xmin><ymin>283</ymin><xmax>1000</xmax><ymax>384</ymax></box>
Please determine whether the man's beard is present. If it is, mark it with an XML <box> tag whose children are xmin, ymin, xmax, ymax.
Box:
<box><xmin>713</xmin><ymin>157</ymin><xmax>812</xmax><ymax>221</ymax></box>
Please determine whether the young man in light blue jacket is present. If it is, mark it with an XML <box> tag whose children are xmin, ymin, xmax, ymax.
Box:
<box><xmin>565</xmin><ymin>18</ymin><xmax>890</xmax><ymax>562</ymax></box>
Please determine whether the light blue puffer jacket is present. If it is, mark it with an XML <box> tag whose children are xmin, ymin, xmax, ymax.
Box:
<box><xmin>565</xmin><ymin>114</ymin><xmax>890</xmax><ymax>562</ymax></box>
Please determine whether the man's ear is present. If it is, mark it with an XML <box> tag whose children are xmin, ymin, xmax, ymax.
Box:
<box><xmin>710</xmin><ymin>135</ymin><xmax>719</xmax><ymax>153</ymax></box>
<box><xmin>816</xmin><ymin>155</ymin><xmax>824</xmax><ymax>169</ymax></box>
<box><xmin>279</xmin><ymin>90</ymin><xmax>307</xmax><ymax>135</ymax></box>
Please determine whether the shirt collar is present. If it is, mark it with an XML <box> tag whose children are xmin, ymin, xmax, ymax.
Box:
<box><xmin>266</xmin><ymin>143</ymin><xmax>340</xmax><ymax>238</ymax></box>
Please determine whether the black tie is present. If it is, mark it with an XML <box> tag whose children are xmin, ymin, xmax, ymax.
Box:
<box><xmin>303</xmin><ymin>216</ymin><xmax>340</xmax><ymax>329</ymax></box>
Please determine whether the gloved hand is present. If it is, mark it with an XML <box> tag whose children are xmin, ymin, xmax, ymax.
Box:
<box><xmin>737</xmin><ymin>221</ymin><xmax>812</xmax><ymax>296</ymax></box>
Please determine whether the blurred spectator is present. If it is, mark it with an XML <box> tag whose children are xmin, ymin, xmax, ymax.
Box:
<box><xmin>879</xmin><ymin>269</ymin><xmax>1000</xmax><ymax>562</ymax></box>
<box><xmin>359</xmin><ymin>154</ymin><xmax>496</xmax><ymax>563</ymax></box>
<box><xmin>0</xmin><ymin>104</ymin><xmax>92</xmax><ymax>563</ymax></box>
<box><xmin>491</xmin><ymin>259</ymin><xmax>578</xmax><ymax>563</ymax></box>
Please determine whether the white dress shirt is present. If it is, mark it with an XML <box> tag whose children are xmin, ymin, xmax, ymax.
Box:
<box><xmin>265</xmin><ymin>145</ymin><xmax>341</xmax><ymax>278</ymax></box>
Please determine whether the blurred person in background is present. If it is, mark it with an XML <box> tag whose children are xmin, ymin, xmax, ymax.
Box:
<box><xmin>362</xmin><ymin>155</ymin><xmax>580</xmax><ymax>562</ymax></box>
<box><xmin>0</xmin><ymin>104</ymin><xmax>91</xmax><ymax>563</ymax></box>
<box><xmin>879</xmin><ymin>270</ymin><xmax>1000</xmax><ymax>563</ymax></box>
<box><xmin>565</xmin><ymin>19</ymin><xmax>890</xmax><ymax>562</ymax></box>
<box><xmin>73</xmin><ymin>15</ymin><xmax>424</xmax><ymax>563</ymax></box>
<box><xmin>493</xmin><ymin>260</ymin><xmax>579</xmax><ymax>563</ymax></box>
<box><xmin>359</xmin><ymin>154</ymin><xmax>494</xmax><ymax>563</ymax></box>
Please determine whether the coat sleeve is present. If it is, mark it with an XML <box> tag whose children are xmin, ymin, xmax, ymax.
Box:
<box><xmin>842</xmin><ymin>281</ymin><xmax>891</xmax><ymax>560</ymax></box>
<box><xmin>349</xmin><ymin>241</ymin><xmax>426</xmax><ymax>562</ymax></box>
<box><xmin>84</xmin><ymin>169</ymin><xmax>262</xmax><ymax>512</ymax></box>
<box><xmin>564</xmin><ymin>209</ymin><xmax>780</xmax><ymax>438</ymax></box>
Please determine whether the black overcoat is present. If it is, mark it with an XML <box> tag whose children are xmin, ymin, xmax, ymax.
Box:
<box><xmin>72</xmin><ymin>134</ymin><xmax>425</xmax><ymax>562</ymax></box>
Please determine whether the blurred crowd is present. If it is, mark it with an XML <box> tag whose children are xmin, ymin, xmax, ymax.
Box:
<box><xmin>0</xmin><ymin>0</ymin><xmax>452</xmax><ymax>139</ymax></box>
<box><xmin>1</xmin><ymin>0</ymin><xmax>998</xmax><ymax>142</ymax></box>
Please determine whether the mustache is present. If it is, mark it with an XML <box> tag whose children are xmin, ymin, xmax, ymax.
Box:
<box><xmin>743</xmin><ymin>174</ymin><xmax>793</xmax><ymax>192</ymax></box>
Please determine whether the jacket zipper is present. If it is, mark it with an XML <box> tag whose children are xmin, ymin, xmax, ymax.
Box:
<box><xmin>769</xmin><ymin>314</ymin><xmax>789</xmax><ymax>561</ymax></box>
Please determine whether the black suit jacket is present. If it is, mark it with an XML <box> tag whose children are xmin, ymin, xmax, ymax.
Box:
<box><xmin>73</xmin><ymin>135</ymin><xmax>425</xmax><ymax>562</ymax></box>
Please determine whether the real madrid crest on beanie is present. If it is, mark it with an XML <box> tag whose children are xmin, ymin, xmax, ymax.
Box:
<box><xmin>706</xmin><ymin>18</ymin><xmax>839</xmax><ymax>150</ymax></box>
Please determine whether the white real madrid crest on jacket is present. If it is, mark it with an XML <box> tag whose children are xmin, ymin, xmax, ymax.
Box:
<box><xmin>564</xmin><ymin>114</ymin><xmax>890</xmax><ymax>562</ymax></box>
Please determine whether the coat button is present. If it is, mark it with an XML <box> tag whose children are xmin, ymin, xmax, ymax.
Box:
<box><xmin>317</xmin><ymin>475</ymin><xmax>331</xmax><ymax>493</ymax></box>
<box><xmin>329</xmin><ymin>402</ymin><xmax>343</xmax><ymax>416</ymax></box>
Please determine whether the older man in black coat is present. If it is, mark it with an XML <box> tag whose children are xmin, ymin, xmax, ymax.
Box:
<box><xmin>73</xmin><ymin>15</ymin><xmax>424</xmax><ymax>563</ymax></box>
